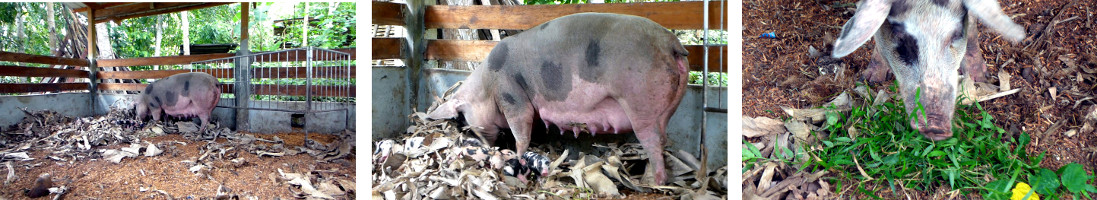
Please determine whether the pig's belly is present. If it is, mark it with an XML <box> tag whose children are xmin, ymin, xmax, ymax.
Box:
<box><xmin>161</xmin><ymin>97</ymin><xmax>208</xmax><ymax>117</ymax></box>
<box><xmin>531</xmin><ymin>81</ymin><xmax>633</xmax><ymax>134</ymax></box>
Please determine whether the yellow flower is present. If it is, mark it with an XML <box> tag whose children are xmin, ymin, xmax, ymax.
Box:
<box><xmin>1011</xmin><ymin>182</ymin><xmax>1040</xmax><ymax>200</ymax></box>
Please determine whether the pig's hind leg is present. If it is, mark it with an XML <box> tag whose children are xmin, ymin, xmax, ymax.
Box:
<box><xmin>617</xmin><ymin>97</ymin><xmax>672</xmax><ymax>185</ymax></box>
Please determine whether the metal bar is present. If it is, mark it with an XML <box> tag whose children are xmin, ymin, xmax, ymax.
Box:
<box><xmin>700</xmin><ymin>0</ymin><xmax>710</xmax><ymax>156</ymax></box>
<box><xmin>189</xmin><ymin>48</ymin><xmax>350</xmax><ymax>65</ymax></box>
<box><xmin>703</xmin><ymin>107</ymin><xmax>727</xmax><ymax>113</ymax></box>
<box><xmin>213</xmin><ymin>105</ymin><xmax>346</xmax><ymax>113</ymax></box>
<box><xmin>305</xmin><ymin>46</ymin><xmax>314</xmax><ymax>140</ymax></box>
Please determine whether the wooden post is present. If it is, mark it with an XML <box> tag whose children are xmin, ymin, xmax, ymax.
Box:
<box><xmin>406</xmin><ymin>0</ymin><xmax>425</xmax><ymax>116</ymax></box>
<box><xmin>87</xmin><ymin>8</ymin><xmax>99</xmax><ymax>114</ymax></box>
<box><xmin>235</xmin><ymin>2</ymin><xmax>252</xmax><ymax>132</ymax></box>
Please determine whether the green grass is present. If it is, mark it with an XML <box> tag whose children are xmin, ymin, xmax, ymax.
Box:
<box><xmin>795</xmin><ymin>83</ymin><xmax>1097</xmax><ymax>199</ymax></box>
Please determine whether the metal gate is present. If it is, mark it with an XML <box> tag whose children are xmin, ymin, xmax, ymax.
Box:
<box><xmin>189</xmin><ymin>47</ymin><xmax>353</xmax><ymax>137</ymax></box>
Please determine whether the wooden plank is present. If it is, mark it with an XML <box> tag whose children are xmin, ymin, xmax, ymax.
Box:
<box><xmin>684</xmin><ymin>45</ymin><xmax>729</xmax><ymax>73</ymax></box>
<box><xmin>93</xmin><ymin>3</ymin><xmax>234</xmax><ymax>24</ymax></box>
<box><xmin>423</xmin><ymin>39</ymin><xmax>727</xmax><ymax>71</ymax></box>
<box><xmin>97</xmin><ymin>53</ymin><xmax>233</xmax><ymax>68</ymax></box>
<box><xmin>97</xmin><ymin>69</ymin><xmax>233</xmax><ymax>79</ymax></box>
<box><xmin>0</xmin><ymin>83</ymin><xmax>87</xmax><ymax>93</ymax></box>
<box><xmin>246</xmin><ymin>48</ymin><xmax>357</xmax><ymax>63</ymax></box>
<box><xmin>424</xmin><ymin>40</ymin><xmax>497</xmax><ymax>62</ymax></box>
<box><xmin>373</xmin><ymin>1</ymin><xmax>407</xmax><ymax>26</ymax></box>
<box><xmin>97</xmin><ymin>66</ymin><xmax>357</xmax><ymax>80</ymax></box>
<box><xmin>0</xmin><ymin>65</ymin><xmax>89</xmax><ymax>78</ymax></box>
<box><xmin>424</xmin><ymin>1</ymin><xmax>728</xmax><ymax>30</ymax></box>
<box><xmin>0</xmin><ymin>51</ymin><xmax>89</xmax><ymax>66</ymax></box>
<box><xmin>251</xmin><ymin>84</ymin><xmax>355</xmax><ymax>97</ymax></box>
<box><xmin>252</xmin><ymin>66</ymin><xmax>357</xmax><ymax>79</ymax></box>
<box><xmin>99</xmin><ymin>83</ymin><xmax>355</xmax><ymax>97</ymax></box>
<box><xmin>73</xmin><ymin>2</ymin><xmax>129</xmax><ymax>13</ymax></box>
<box><xmin>373</xmin><ymin>38</ymin><xmax>407</xmax><ymax>59</ymax></box>
<box><xmin>97</xmin><ymin>83</ymin><xmax>146</xmax><ymax>91</ymax></box>
<box><xmin>96</xmin><ymin>48</ymin><xmax>356</xmax><ymax>68</ymax></box>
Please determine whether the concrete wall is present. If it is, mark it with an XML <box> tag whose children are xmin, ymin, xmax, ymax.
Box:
<box><xmin>0</xmin><ymin>93</ymin><xmax>354</xmax><ymax>133</ymax></box>
<box><xmin>370</xmin><ymin>67</ymin><xmax>729</xmax><ymax>169</ymax></box>
<box><xmin>0</xmin><ymin>93</ymin><xmax>95</xmax><ymax>131</ymax></box>
<box><xmin>372</xmin><ymin>66</ymin><xmax>412</xmax><ymax>139</ymax></box>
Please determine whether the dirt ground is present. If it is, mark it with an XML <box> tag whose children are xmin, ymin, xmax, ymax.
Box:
<box><xmin>0</xmin><ymin>132</ymin><xmax>352</xmax><ymax>199</ymax></box>
<box><xmin>744</xmin><ymin>0</ymin><xmax>1096</xmax><ymax>197</ymax></box>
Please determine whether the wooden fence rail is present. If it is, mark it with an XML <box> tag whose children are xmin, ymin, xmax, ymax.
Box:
<box><xmin>98</xmin><ymin>83</ymin><xmax>355</xmax><ymax>97</ymax></box>
<box><xmin>0</xmin><ymin>83</ymin><xmax>88</xmax><ymax>93</ymax></box>
<box><xmin>373</xmin><ymin>1</ymin><xmax>408</xmax><ymax>26</ymax></box>
<box><xmin>372</xmin><ymin>38</ymin><xmax>407</xmax><ymax>60</ymax></box>
<box><xmin>371</xmin><ymin>2</ymin><xmax>729</xmax><ymax>71</ymax></box>
<box><xmin>425</xmin><ymin>1</ymin><xmax>728</xmax><ymax>30</ymax></box>
<box><xmin>0</xmin><ymin>65</ymin><xmax>90</xmax><ymax>78</ymax></box>
<box><xmin>424</xmin><ymin>40</ymin><xmax>727</xmax><ymax>72</ymax></box>
<box><xmin>96</xmin><ymin>66</ymin><xmax>357</xmax><ymax>79</ymax></box>
<box><xmin>0</xmin><ymin>51</ymin><xmax>89</xmax><ymax>67</ymax></box>
<box><xmin>96</xmin><ymin>48</ymin><xmax>356</xmax><ymax>68</ymax></box>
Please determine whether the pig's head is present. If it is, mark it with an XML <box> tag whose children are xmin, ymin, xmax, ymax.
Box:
<box><xmin>427</xmin><ymin>76</ymin><xmax>501</xmax><ymax>140</ymax></box>
<box><xmin>134</xmin><ymin>92</ymin><xmax>159</xmax><ymax>121</ymax></box>
<box><xmin>831</xmin><ymin>0</ymin><xmax>1024</xmax><ymax>140</ymax></box>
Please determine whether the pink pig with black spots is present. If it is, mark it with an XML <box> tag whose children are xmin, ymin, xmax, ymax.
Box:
<box><xmin>428</xmin><ymin>12</ymin><xmax>689</xmax><ymax>185</ymax></box>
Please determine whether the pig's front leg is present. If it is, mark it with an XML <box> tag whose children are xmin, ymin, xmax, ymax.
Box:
<box><xmin>151</xmin><ymin>108</ymin><xmax>163</xmax><ymax>122</ymax></box>
<box><xmin>496</xmin><ymin>86</ymin><xmax>541</xmax><ymax>176</ymax></box>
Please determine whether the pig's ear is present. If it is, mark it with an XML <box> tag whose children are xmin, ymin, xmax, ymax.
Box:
<box><xmin>832</xmin><ymin>0</ymin><xmax>892</xmax><ymax>58</ymax></box>
<box><xmin>427</xmin><ymin>99</ymin><xmax>465</xmax><ymax>120</ymax></box>
<box><xmin>963</xmin><ymin>0</ymin><xmax>1024</xmax><ymax>43</ymax></box>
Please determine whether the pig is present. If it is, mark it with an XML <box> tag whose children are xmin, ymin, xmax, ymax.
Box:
<box><xmin>427</xmin><ymin>12</ymin><xmax>689</xmax><ymax>185</ymax></box>
<box><xmin>831</xmin><ymin>0</ymin><xmax>1024</xmax><ymax>140</ymax></box>
<box><xmin>136</xmin><ymin>72</ymin><xmax>222</xmax><ymax>131</ymax></box>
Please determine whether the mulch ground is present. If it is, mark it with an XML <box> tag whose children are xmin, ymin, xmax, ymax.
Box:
<box><xmin>0</xmin><ymin>132</ymin><xmax>350</xmax><ymax>199</ymax></box>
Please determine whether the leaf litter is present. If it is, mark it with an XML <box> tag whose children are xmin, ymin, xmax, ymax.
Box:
<box><xmin>0</xmin><ymin>106</ymin><xmax>356</xmax><ymax>199</ymax></box>
<box><xmin>372</xmin><ymin>98</ymin><xmax>728</xmax><ymax>200</ymax></box>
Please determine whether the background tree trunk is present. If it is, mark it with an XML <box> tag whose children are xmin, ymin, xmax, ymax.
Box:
<box><xmin>302</xmin><ymin>2</ymin><xmax>309</xmax><ymax>47</ymax></box>
<box><xmin>182</xmin><ymin>11</ymin><xmax>190</xmax><ymax>56</ymax></box>
<box><xmin>155</xmin><ymin>15</ymin><xmax>163</xmax><ymax>70</ymax></box>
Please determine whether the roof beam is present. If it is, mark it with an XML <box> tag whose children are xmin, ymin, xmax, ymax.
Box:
<box><xmin>83</xmin><ymin>2</ymin><xmax>233</xmax><ymax>24</ymax></box>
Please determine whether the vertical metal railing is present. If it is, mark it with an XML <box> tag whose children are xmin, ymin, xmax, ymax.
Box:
<box><xmin>700</xmin><ymin>0</ymin><xmax>729</xmax><ymax>155</ymax></box>
<box><xmin>188</xmin><ymin>47</ymin><xmax>352</xmax><ymax>139</ymax></box>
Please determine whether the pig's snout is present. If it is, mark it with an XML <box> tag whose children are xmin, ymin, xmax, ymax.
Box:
<box><xmin>918</xmin><ymin>114</ymin><xmax>952</xmax><ymax>141</ymax></box>
<box><xmin>921</xmin><ymin>127</ymin><xmax>952</xmax><ymax>141</ymax></box>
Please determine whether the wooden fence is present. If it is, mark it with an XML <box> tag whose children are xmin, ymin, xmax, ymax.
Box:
<box><xmin>372</xmin><ymin>1</ymin><xmax>729</xmax><ymax>72</ymax></box>
<box><xmin>0</xmin><ymin>51</ymin><xmax>91</xmax><ymax>94</ymax></box>
<box><xmin>0</xmin><ymin>48</ymin><xmax>356</xmax><ymax>97</ymax></box>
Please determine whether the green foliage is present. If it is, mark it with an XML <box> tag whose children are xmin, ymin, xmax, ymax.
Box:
<box><xmin>1033</xmin><ymin>168</ymin><xmax>1061</xmax><ymax>195</ymax></box>
<box><xmin>0</xmin><ymin>3</ymin><xmax>62</xmax><ymax>55</ymax></box>
<box><xmin>812</xmin><ymin>82</ymin><xmax>1097</xmax><ymax>198</ymax></box>
<box><xmin>1059</xmin><ymin>163</ymin><xmax>1097</xmax><ymax>199</ymax></box>
<box><xmin>276</xmin><ymin>2</ymin><xmax>356</xmax><ymax>49</ymax></box>
<box><xmin>0</xmin><ymin>3</ymin><xmax>18</xmax><ymax>24</ymax></box>
<box><xmin>810</xmin><ymin>82</ymin><xmax>1047</xmax><ymax>196</ymax></box>
<box><xmin>743</xmin><ymin>140</ymin><xmax>765</xmax><ymax>171</ymax></box>
<box><xmin>688</xmin><ymin>71</ymin><xmax>727</xmax><ymax>86</ymax></box>
<box><xmin>676</xmin><ymin>30</ymin><xmax>729</xmax><ymax>45</ymax></box>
